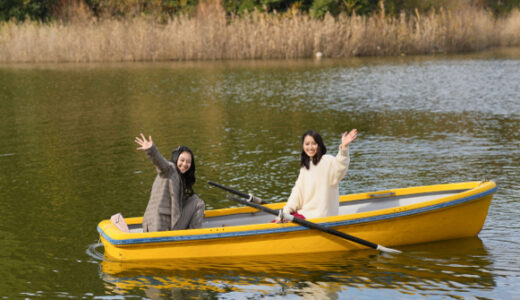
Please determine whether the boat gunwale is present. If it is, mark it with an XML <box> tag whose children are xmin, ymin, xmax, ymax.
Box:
<box><xmin>98</xmin><ymin>181</ymin><xmax>497</xmax><ymax>246</ymax></box>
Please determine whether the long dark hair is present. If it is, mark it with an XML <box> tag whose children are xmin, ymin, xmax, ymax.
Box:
<box><xmin>300</xmin><ymin>130</ymin><xmax>327</xmax><ymax>170</ymax></box>
<box><xmin>171</xmin><ymin>145</ymin><xmax>196</xmax><ymax>196</ymax></box>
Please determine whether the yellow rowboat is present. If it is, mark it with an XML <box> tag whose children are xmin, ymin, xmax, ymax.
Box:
<box><xmin>97</xmin><ymin>181</ymin><xmax>497</xmax><ymax>262</ymax></box>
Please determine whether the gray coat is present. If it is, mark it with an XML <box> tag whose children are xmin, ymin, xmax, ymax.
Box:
<box><xmin>141</xmin><ymin>144</ymin><xmax>204</xmax><ymax>232</ymax></box>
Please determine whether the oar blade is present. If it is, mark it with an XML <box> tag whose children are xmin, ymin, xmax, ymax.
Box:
<box><xmin>376</xmin><ymin>245</ymin><xmax>402</xmax><ymax>254</ymax></box>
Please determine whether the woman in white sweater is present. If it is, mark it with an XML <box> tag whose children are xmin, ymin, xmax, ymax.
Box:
<box><xmin>281</xmin><ymin>129</ymin><xmax>357</xmax><ymax>220</ymax></box>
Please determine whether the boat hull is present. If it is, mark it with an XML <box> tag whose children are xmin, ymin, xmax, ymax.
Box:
<box><xmin>98</xmin><ymin>181</ymin><xmax>496</xmax><ymax>261</ymax></box>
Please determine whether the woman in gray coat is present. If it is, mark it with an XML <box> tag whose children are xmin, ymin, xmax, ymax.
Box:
<box><xmin>135</xmin><ymin>133</ymin><xmax>205</xmax><ymax>232</ymax></box>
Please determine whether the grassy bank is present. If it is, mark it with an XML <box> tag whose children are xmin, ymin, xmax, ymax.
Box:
<box><xmin>1</xmin><ymin>2</ymin><xmax>519</xmax><ymax>62</ymax></box>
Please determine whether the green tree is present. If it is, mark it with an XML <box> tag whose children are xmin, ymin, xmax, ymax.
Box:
<box><xmin>482</xmin><ymin>0</ymin><xmax>520</xmax><ymax>16</ymax></box>
<box><xmin>0</xmin><ymin>0</ymin><xmax>56</xmax><ymax>21</ymax></box>
<box><xmin>310</xmin><ymin>0</ymin><xmax>378</xmax><ymax>18</ymax></box>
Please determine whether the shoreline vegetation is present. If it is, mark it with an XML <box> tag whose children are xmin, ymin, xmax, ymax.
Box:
<box><xmin>1</xmin><ymin>1</ymin><xmax>520</xmax><ymax>63</ymax></box>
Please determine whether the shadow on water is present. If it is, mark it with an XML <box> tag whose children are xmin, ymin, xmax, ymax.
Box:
<box><xmin>91</xmin><ymin>237</ymin><xmax>495</xmax><ymax>298</ymax></box>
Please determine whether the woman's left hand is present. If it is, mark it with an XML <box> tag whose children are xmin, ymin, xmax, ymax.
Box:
<box><xmin>341</xmin><ymin>129</ymin><xmax>357</xmax><ymax>149</ymax></box>
<box><xmin>135</xmin><ymin>133</ymin><xmax>153</xmax><ymax>150</ymax></box>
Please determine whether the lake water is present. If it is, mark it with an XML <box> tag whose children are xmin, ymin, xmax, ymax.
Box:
<box><xmin>0</xmin><ymin>48</ymin><xmax>519</xmax><ymax>299</ymax></box>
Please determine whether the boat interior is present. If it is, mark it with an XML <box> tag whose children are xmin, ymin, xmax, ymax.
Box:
<box><xmin>200</xmin><ymin>189</ymin><xmax>466</xmax><ymax>228</ymax></box>
<box><xmin>123</xmin><ymin>189</ymin><xmax>467</xmax><ymax>233</ymax></box>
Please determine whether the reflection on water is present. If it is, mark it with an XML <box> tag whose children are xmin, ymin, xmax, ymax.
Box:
<box><xmin>98</xmin><ymin>238</ymin><xmax>494</xmax><ymax>299</ymax></box>
<box><xmin>0</xmin><ymin>49</ymin><xmax>519</xmax><ymax>298</ymax></box>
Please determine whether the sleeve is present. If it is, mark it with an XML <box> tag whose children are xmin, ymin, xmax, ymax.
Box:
<box><xmin>169</xmin><ymin>173</ymin><xmax>183</xmax><ymax>229</ymax></box>
<box><xmin>145</xmin><ymin>143</ymin><xmax>173</xmax><ymax>176</ymax></box>
<box><xmin>283</xmin><ymin>170</ymin><xmax>304</xmax><ymax>214</ymax></box>
<box><xmin>327</xmin><ymin>145</ymin><xmax>350</xmax><ymax>186</ymax></box>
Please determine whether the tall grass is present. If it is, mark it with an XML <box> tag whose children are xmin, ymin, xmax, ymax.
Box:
<box><xmin>1</xmin><ymin>0</ymin><xmax>519</xmax><ymax>62</ymax></box>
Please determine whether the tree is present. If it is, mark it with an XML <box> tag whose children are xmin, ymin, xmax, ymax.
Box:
<box><xmin>0</xmin><ymin>0</ymin><xmax>56</xmax><ymax>22</ymax></box>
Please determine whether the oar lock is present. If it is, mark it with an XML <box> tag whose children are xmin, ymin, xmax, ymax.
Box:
<box><xmin>247</xmin><ymin>194</ymin><xmax>264</xmax><ymax>204</ymax></box>
<box><xmin>277</xmin><ymin>210</ymin><xmax>284</xmax><ymax>223</ymax></box>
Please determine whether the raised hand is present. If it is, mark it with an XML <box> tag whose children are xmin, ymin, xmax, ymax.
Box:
<box><xmin>135</xmin><ymin>133</ymin><xmax>153</xmax><ymax>151</ymax></box>
<box><xmin>341</xmin><ymin>129</ymin><xmax>357</xmax><ymax>149</ymax></box>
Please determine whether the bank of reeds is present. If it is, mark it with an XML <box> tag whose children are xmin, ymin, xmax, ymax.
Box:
<box><xmin>1</xmin><ymin>1</ymin><xmax>519</xmax><ymax>62</ymax></box>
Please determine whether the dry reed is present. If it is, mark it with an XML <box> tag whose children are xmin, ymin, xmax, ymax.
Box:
<box><xmin>1</xmin><ymin>1</ymin><xmax>519</xmax><ymax>63</ymax></box>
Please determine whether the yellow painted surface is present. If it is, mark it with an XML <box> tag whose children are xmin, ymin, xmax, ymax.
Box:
<box><xmin>99</xmin><ymin>181</ymin><xmax>496</xmax><ymax>261</ymax></box>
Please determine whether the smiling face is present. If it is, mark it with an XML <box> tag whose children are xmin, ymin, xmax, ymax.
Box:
<box><xmin>303</xmin><ymin>135</ymin><xmax>319</xmax><ymax>159</ymax></box>
<box><xmin>176</xmin><ymin>151</ymin><xmax>192</xmax><ymax>174</ymax></box>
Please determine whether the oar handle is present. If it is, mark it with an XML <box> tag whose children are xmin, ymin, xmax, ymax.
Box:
<box><xmin>208</xmin><ymin>181</ymin><xmax>264</xmax><ymax>204</ymax></box>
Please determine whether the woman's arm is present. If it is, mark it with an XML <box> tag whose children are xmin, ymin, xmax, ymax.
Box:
<box><xmin>283</xmin><ymin>171</ymin><xmax>304</xmax><ymax>215</ymax></box>
<box><xmin>328</xmin><ymin>129</ymin><xmax>357</xmax><ymax>185</ymax></box>
<box><xmin>135</xmin><ymin>133</ymin><xmax>172</xmax><ymax>175</ymax></box>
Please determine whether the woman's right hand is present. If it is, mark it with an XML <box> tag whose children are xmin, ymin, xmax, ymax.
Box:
<box><xmin>273</xmin><ymin>217</ymin><xmax>288</xmax><ymax>223</ymax></box>
<box><xmin>135</xmin><ymin>133</ymin><xmax>153</xmax><ymax>150</ymax></box>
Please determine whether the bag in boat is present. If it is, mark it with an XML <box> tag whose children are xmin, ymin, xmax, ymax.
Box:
<box><xmin>110</xmin><ymin>213</ymin><xmax>130</xmax><ymax>233</ymax></box>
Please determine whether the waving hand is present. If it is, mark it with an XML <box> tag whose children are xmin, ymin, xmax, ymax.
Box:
<box><xmin>135</xmin><ymin>133</ymin><xmax>153</xmax><ymax>151</ymax></box>
<box><xmin>341</xmin><ymin>129</ymin><xmax>357</xmax><ymax>149</ymax></box>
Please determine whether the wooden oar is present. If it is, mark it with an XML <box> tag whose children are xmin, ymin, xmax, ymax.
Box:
<box><xmin>208</xmin><ymin>181</ymin><xmax>402</xmax><ymax>254</ymax></box>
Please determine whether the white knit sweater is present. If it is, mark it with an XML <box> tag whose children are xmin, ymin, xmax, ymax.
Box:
<box><xmin>283</xmin><ymin>146</ymin><xmax>350</xmax><ymax>219</ymax></box>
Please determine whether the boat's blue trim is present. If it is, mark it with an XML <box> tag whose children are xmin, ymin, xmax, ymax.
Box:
<box><xmin>99</xmin><ymin>186</ymin><xmax>497</xmax><ymax>246</ymax></box>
